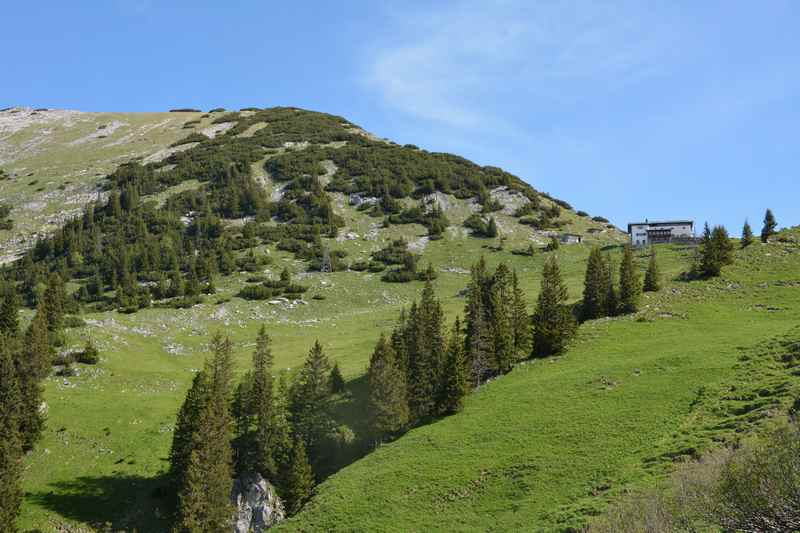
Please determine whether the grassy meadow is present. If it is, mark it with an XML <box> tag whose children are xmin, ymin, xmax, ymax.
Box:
<box><xmin>6</xmin><ymin>108</ymin><xmax>798</xmax><ymax>532</ymax></box>
<box><xmin>20</xmin><ymin>222</ymin><xmax>800</xmax><ymax>532</ymax></box>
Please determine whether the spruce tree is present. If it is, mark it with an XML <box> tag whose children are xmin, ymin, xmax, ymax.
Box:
<box><xmin>407</xmin><ymin>280</ymin><xmax>446</xmax><ymax>421</ymax></box>
<box><xmin>618</xmin><ymin>244</ymin><xmax>642</xmax><ymax>314</ymax></box>
<box><xmin>0</xmin><ymin>281</ymin><xmax>19</xmax><ymax>337</ymax></box>
<box><xmin>329</xmin><ymin>362</ymin><xmax>345</xmax><ymax>394</ymax></box>
<box><xmin>761</xmin><ymin>208</ymin><xmax>777</xmax><ymax>243</ymax></box>
<box><xmin>698</xmin><ymin>224</ymin><xmax>734</xmax><ymax>278</ymax></box>
<box><xmin>282</xmin><ymin>436</ymin><xmax>313</xmax><ymax>515</ymax></box>
<box><xmin>367</xmin><ymin>334</ymin><xmax>409</xmax><ymax>436</ymax></box>
<box><xmin>712</xmin><ymin>225</ymin><xmax>734</xmax><ymax>268</ymax></box>
<box><xmin>741</xmin><ymin>219</ymin><xmax>754</xmax><ymax>248</ymax></box>
<box><xmin>510</xmin><ymin>271</ymin><xmax>531</xmax><ymax>361</ymax></box>
<box><xmin>581</xmin><ymin>247</ymin><xmax>607</xmax><ymax>321</ymax></box>
<box><xmin>42</xmin><ymin>273</ymin><xmax>65</xmax><ymax>334</ymax></box>
<box><xmin>174</xmin><ymin>334</ymin><xmax>235</xmax><ymax>533</ymax></box>
<box><xmin>698</xmin><ymin>222</ymin><xmax>715</xmax><ymax>278</ymax></box>
<box><xmin>0</xmin><ymin>340</ymin><xmax>22</xmax><ymax>533</ymax></box>
<box><xmin>17</xmin><ymin>303</ymin><xmax>50</xmax><ymax>451</ymax></box>
<box><xmin>643</xmin><ymin>248</ymin><xmax>661</xmax><ymax>292</ymax></box>
<box><xmin>532</xmin><ymin>256</ymin><xmax>575</xmax><ymax>357</ymax></box>
<box><xmin>490</xmin><ymin>264</ymin><xmax>515</xmax><ymax>374</ymax></box>
<box><xmin>440</xmin><ymin>318</ymin><xmax>468</xmax><ymax>414</ymax></box>
<box><xmin>269</xmin><ymin>374</ymin><xmax>294</xmax><ymax>494</ymax></box>
<box><xmin>464</xmin><ymin>259</ymin><xmax>492</xmax><ymax>387</ymax></box>
<box><xmin>389</xmin><ymin>311</ymin><xmax>408</xmax><ymax>376</ymax></box>
<box><xmin>485</xmin><ymin>217</ymin><xmax>498</xmax><ymax>238</ymax></box>
<box><xmin>602</xmin><ymin>254</ymin><xmax>618</xmax><ymax>317</ymax></box>
<box><xmin>289</xmin><ymin>341</ymin><xmax>332</xmax><ymax>461</ymax></box>
<box><xmin>251</xmin><ymin>326</ymin><xmax>276</xmax><ymax>478</ymax></box>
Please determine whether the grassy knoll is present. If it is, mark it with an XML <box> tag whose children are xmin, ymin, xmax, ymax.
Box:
<box><xmin>278</xmin><ymin>234</ymin><xmax>800</xmax><ymax>532</ymax></box>
<box><xmin>17</xmin><ymin>223</ymin><xmax>725</xmax><ymax>532</ymax></box>
<box><xmin>15</xmin><ymin>218</ymin><xmax>632</xmax><ymax>531</ymax></box>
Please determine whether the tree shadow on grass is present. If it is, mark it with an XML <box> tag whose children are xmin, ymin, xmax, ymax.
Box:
<box><xmin>318</xmin><ymin>373</ymin><xmax>375</xmax><ymax>480</ymax></box>
<box><xmin>28</xmin><ymin>473</ymin><xmax>172</xmax><ymax>532</ymax></box>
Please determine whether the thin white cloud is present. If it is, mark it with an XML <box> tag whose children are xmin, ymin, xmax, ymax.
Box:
<box><xmin>365</xmin><ymin>0</ymin><xmax>681</xmax><ymax>130</ymax></box>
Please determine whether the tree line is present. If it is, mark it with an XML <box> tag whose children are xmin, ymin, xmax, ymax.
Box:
<box><xmin>0</xmin><ymin>274</ymin><xmax>65</xmax><ymax>532</ymax></box>
<box><xmin>170</xmin><ymin>327</ymin><xmax>353</xmax><ymax>530</ymax></box>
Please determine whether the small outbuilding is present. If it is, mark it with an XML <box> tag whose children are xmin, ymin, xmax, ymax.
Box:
<box><xmin>560</xmin><ymin>233</ymin><xmax>583</xmax><ymax>245</ymax></box>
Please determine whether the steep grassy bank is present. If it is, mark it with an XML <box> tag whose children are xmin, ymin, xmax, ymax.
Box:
<box><xmin>280</xmin><ymin>235</ymin><xmax>800</xmax><ymax>532</ymax></box>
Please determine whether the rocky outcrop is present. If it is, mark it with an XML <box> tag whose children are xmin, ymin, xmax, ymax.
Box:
<box><xmin>231</xmin><ymin>473</ymin><xmax>286</xmax><ymax>532</ymax></box>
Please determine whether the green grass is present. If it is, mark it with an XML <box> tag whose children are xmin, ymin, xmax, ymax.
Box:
<box><xmin>0</xmin><ymin>109</ymin><xmax>207</xmax><ymax>261</ymax></box>
<box><xmin>14</xmin><ymin>218</ymin><xmax>627</xmax><ymax>531</ymax></box>
<box><xmin>17</xmin><ymin>227</ymin><xmax>780</xmax><ymax>531</ymax></box>
<box><xmin>10</xmin><ymin>109</ymin><xmax>799</xmax><ymax>532</ymax></box>
<box><xmin>277</xmin><ymin>235</ymin><xmax>800</xmax><ymax>532</ymax></box>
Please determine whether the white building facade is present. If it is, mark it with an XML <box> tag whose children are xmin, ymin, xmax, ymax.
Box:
<box><xmin>627</xmin><ymin>220</ymin><xmax>694</xmax><ymax>246</ymax></box>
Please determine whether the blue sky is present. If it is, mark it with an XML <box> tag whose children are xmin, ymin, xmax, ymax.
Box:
<box><xmin>3</xmin><ymin>1</ymin><xmax>798</xmax><ymax>232</ymax></box>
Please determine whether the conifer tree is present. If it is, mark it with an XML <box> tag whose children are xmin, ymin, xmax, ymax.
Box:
<box><xmin>17</xmin><ymin>303</ymin><xmax>50</xmax><ymax>451</ymax></box>
<box><xmin>761</xmin><ymin>208</ymin><xmax>777</xmax><ymax>243</ymax></box>
<box><xmin>289</xmin><ymin>341</ymin><xmax>333</xmax><ymax>461</ymax></box>
<box><xmin>643</xmin><ymin>248</ymin><xmax>661</xmax><ymax>292</ymax></box>
<box><xmin>490</xmin><ymin>264</ymin><xmax>514</xmax><ymax>374</ymax></box>
<box><xmin>440</xmin><ymin>318</ymin><xmax>468</xmax><ymax>414</ymax></box>
<box><xmin>42</xmin><ymin>273</ymin><xmax>65</xmax><ymax>334</ymax></box>
<box><xmin>698</xmin><ymin>222</ymin><xmax>715</xmax><ymax>277</ymax></box>
<box><xmin>581</xmin><ymin>247</ymin><xmax>607</xmax><ymax>321</ymax></box>
<box><xmin>602</xmin><ymin>254</ymin><xmax>618</xmax><ymax>317</ymax></box>
<box><xmin>389</xmin><ymin>310</ymin><xmax>408</xmax><ymax>376</ymax></box>
<box><xmin>367</xmin><ymin>334</ymin><xmax>409</xmax><ymax>436</ymax></box>
<box><xmin>170</xmin><ymin>371</ymin><xmax>210</xmax><ymax>488</ymax></box>
<box><xmin>174</xmin><ymin>333</ymin><xmax>235</xmax><ymax>533</ymax></box>
<box><xmin>712</xmin><ymin>225</ymin><xmax>734</xmax><ymax>268</ymax></box>
<box><xmin>0</xmin><ymin>281</ymin><xmax>19</xmax><ymax>337</ymax></box>
<box><xmin>251</xmin><ymin>326</ymin><xmax>276</xmax><ymax>478</ymax></box>
<box><xmin>464</xmin><ymin>258</ymin><xmax>492</xmax><ymax>387</ymax></box>
<box><xmin>697</xmin><ymin>224</ymin><xmax>734</xmax><ymax>278</ymax></box>
<box><xmin>329</xmin><ymin>362</ymin><xmax>345</xmax><ymax>394</ymax></box>
<box><xmin>485</xmin><ymin>217</ymin><xmax>498</xmax><ymax>238</ymax></box>
<box><xmin>741</xmin><ymin>219</ymin><xmax>754</xmax><ymax>248</ymax></box>
<box><xmin>269</xmin><ymin>374</ymin><xmax>294</xmax><ymax>493</ymax></box>
<box><xmin>0</xmin><ymin>340</ymin><xmax>22</xmax><ymax>533</ymax></box>
<box><xmin>618</xmin><ymin>245</ymin><xmax>642</xmax><ymax>314</ymax></box>
<box><xmin>282</xmin><ymin>436</ymin><xmax>313</xmax><ymax>515</ymax></box>
<box><xmin>510</xmin><ymin>271</ymin><xmax>531</xmax><ymax>361</ymax></box>
<box><xmin>532</xmin><ymin>256</ymin><xmax>575</xmax><ymax>357</ymax></box>
<box><xmin>407</xmin><ymin>281</ymin><xmax>445</xmax><ymax>421</ymax></box>
<box><xmin>231</xmin><ymin>326</ymin><xmax>278</xmax><ymax>478</ymax></box>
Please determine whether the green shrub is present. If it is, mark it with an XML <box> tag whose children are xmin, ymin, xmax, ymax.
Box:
<box><xmin>237</xmin><ymin>285</ymin><xmax>281</xmax><ymax>300</ymax></box>
<box><xmin>381</xmin><ymin>269</ymin><xmax>417</xmax><ymax>283</ymax></box>
<box><xmin>63</xmin><ymin>316</ymin><xmax>86</xmax><ymax>328</ymax></box>
<box><xmin>77</xmin><ymin>340</ymin><xmax>99</xmax><ymax>364</ymax></box>
<box><xmin>170</xmin><ymin>132</ymin><xmax>208</xmax><ymax>147</ymax></box>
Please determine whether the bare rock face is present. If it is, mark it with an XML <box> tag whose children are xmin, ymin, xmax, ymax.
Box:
<box><xmin>231</xmin><ymin>473</ymin><xmax>286</xmax><ymax>532</ymax></box>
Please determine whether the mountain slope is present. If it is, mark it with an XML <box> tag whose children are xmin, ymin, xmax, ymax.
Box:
<box><xmin>0</xmin><ymin>107</ymin><xmax>208</xmax><ymax>263</ymax></box>
<box><xmin>5</xmin><ymin>104</ymin><xmax>791</xmax><ymax>532</ymax></box>
<box><xmin>280</xmin><ymin>233</ymin><xmax>800</xmax><ymax>532</ymax></box>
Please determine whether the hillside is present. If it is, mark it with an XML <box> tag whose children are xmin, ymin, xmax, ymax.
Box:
<box><xmin>1</xmin><ymin>106</ymin><xmax>794</xmax><ymax>532</ymax></box>
<box><xmin>281</xmin><ymin>231</ymin><xmax>800</xmax><ymax>531</ymax></box>
<box><xmin>0</xmin><ymin>107</ymin><xmax>208</xmax><ymax>263</ymax></box>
